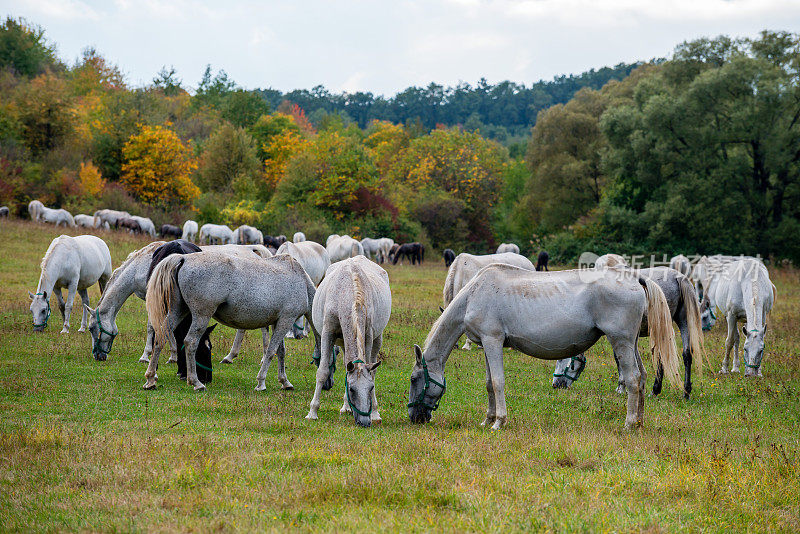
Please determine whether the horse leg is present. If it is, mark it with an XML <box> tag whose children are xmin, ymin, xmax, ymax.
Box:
<box><xmin>306</xmin><ymin>329</ymin><xmax>335</xmax><ymax>420</ymax></box>
<box><xmin>77</xmin><ymin>288</ymin><xmax>90</xmax><ymax>332</ymax></box>
<box><xmin>221</xmin><ymin>329</ymin><xmax>246</xmax><ymax>364</ymax></box>
<box><xmin>369</xmin><ymin>333</ymin><xmax>382</xmax><ymax>423</ymax></box>
<box><xmin>482</xmin><ymin>337</ymin><xmax>507</xmax><ymax>430</ymax></box>
<box><xmin>611</xmin><ymin>337</ymin><xmax>646</xmax><ymax>429</ymax></box>
<box><xmin>55</xmin><ymin>289</ymin><xmax>66</xmax><ymax>322</ymax></box>
<box><xmin>613</xmin><ymin>349</ymin><xmax>625</xmax><ymax>395</ymax></box>
<box><xmin>481</xmin><ymin>353</ymin><xmax>496</xmax><ymax>427</ymax></box>
<box><xmin>679</xmin><ymin>321</ymin><xmax>692</xmax><ymax>399</ymax></box>
<box><xmin>184</xmin><ymin>315</ymin><xmax>211</xmax><ymax>391</ymax></box>
<box><xmin>139</xmin><ymin>321</ymin><xmax>154</xmax><ymax>363</ymax></box>
<box><xmin>61</xmin><ymin>283</ymin><xmax>79</xmax><ymax>333</ymax></box>
<box><xmin>721</xmin><ymin>314</ymin><xmax>738</xmax><ymax>374</ymax></box>
<box><xmin>274</xmin><ymin>336</ymin><xmax>293</xmax><ymax>390</ymax></box>
<box><xmin>98</xmin><ymin>273</ymin><xmax>109</xmax><ymax>295</ymax></box>
<box><xmin>144</xmin><ymin>336</ymin><xmax>162</xmax><ymax>389</ymax></box>
<box><xmin>164</xmin><ymin>306</ymin><xmax>181</xmax><ymax>364</ymax></box>
<box><xmin>731</xmin><ymin>316</ymin><xmax>742</xmax><ymax>373</ymax></box>
<box><xmin>255</xmin><ymin>318</ymin><xmax>294</xmax><ymax>391</ymax></box>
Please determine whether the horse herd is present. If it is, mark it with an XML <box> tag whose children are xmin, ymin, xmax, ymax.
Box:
<box><xmin>22</xmin><ymin>211</ymin><xmax>777</xmax><ymax>430</ymax></box>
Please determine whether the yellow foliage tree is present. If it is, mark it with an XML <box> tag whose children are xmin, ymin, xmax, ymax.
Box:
<box><xmin>78</xmin><ymin>160</ymin><xmax>105</xmax><ymax>197</ymax></box>
<box><xmin>120</xmin><ymin>125</ymin><xmax>199</xmax><ymax>207</ymax></box>
<box><xmin>262</xmin><ymin>129</ymin><xmax>309</xmax><ymax>190</ymax></box>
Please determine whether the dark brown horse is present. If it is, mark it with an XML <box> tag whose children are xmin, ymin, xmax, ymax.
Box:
<box><xmin>392</xmin><ymin>242</ymin><xmax>425</xmax><ymax>265</ymax></box>
<box><xmin>117</xmin><ymin>217</ymin><xmax>142</xmax><ymax>234</ymax></box>
<box><xmin>159</xmin><ymin>224</ymin><xmax>183</xmax><ymax>239</ymax></box>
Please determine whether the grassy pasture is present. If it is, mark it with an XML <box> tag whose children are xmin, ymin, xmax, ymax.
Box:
<box><xmin>0</xmin><ymin>219</ymin><xmax>799</xmax><ymax>532</ymax></box>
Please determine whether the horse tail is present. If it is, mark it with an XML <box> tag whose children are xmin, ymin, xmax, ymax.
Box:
<box><xmin>678</xmin><ymin>274</ymin><xmax>706</xmax><ymax>373</ymax></box>
<box><xmin>443</xmin><ymin>260</ymin><xmax>457</xmax><ymax>306</ymax></box>
<box><xmin>146</xmin><ymin>255</ymin><xmax>185</xmax><ymax>346</ymax></box>
<box><xmin>639</xmin><ymin>277</ymin><xmax>682</xmax><ymax>391</ymax></box>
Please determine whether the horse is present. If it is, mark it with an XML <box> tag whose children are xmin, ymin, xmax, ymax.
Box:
<box><xmin>275</xmin><ymin>240</ymin><xmax>331</xmax><ymax>340</ymax></box>
<box><xmin>594</xmin><ymin>253</ymin><xmax>628</xmax><ymax>269</ymax></box>
<box><xmin>392</xmin><ymin>242</ymin><xmax>424</xmax><ymax>265</ymax></box>
<box><xmin>29</xmin><ymin>235</ymin><xmax>112</xmax><ymax>334</ymax></box>
<box><xmin>182</xmin><ymin>220</ymin><xmax>198</xmax><ymax>242</ymax></box>
<box><xmin>131</xmin><ymin>216</ymin><xmax>156</xmax><ymax>237</ymax></box>
<box><xmin>692</xmin><ymin>255</ymin><xmax>762</xmax><ymax>330</ymax></box>
<box><xmin>360</xmin><ymin>238</ymin><xmax>384</xmax><ymax>263</ymax></box>
<box><xmin>159</xmin><ymin>224</ymin><xmax>183</xmax><ymax>239</ymax></box>
<box><xmin>264</xmin><ymin>234</ymin><xmax>287</xmax><ymax>249</ymax></box>
<box><xmin>669</xmin><ymin>254</ymin><xmax>691</xmax><ymax>276</ymax></box>
<box><xmin>145</xmin><ymin>251</ymin><xmax>320</xmax><ymax>391</ymax></box>
<box><xmin>496</xmin><ymin>243</ymin><xmax>520</xmax><ymax>254</ymax></box>
<box><xmin>443</xmin><ymin>252</ymin><xmax>535</xmax><ymax>349</ymax></box>
<box><xmin>28</xmin><ymin>200</ymin><xmax>44</xmax><ymax>221</ymax></box>
<box><xmin>552</xmin><ymin>266</ymin><xmax>705</xmax><ymax>399</ymax></box>
<box><xmin>40</xmin><ymin>207</ymin><xmax>76</xmax><ymax>228</ymax></box>
<box><xmin>443</xmin><ymin>249</ymin><xmax>455</xmax><ymax>268</ymax></box>
<box><xmin>293</xmin><ymin>232</ymin><xmax>306</xmax><ymax>243</ymax></box>
<box><xmin>93</xmin><ymin>209</ymin><xmax>130</xmax><ymax>229</ymax></box>
<box><xmin>388</xmin><ymin>243</ymin><xmax>400</xmax><ymax>263</ymax></box>
<box><xmin>536</xmin><ymin>251</ymin><xmax>550</xmax><ymax>271</ymax></box>
<box><xmin>117</xmin><ymin>217</ymin><xmax>142</xmax><ymax>234</ymax></box>
<box><xmin>199</xmin><ymin>223</ymin><xmax>234</xmax><ymax>245</ymax></box>
<box><xmin>0</xmin><ymin>206</ymin><xmax>10</xmax><ymax>218</ymax></box>
<box><xmin>378</xmin><ymin>238</ymin><xmax>394</xmax><ymax>264</ymax></box>
<box><xmin>74</xmin><ymin>214</ymin><xmax>95</xmax><ymax>228</ymax></box>
<box><xmin>234</xmin><ymin>225</ymin><xmax>264</xmax><ymax>245</ymax></box>
<box><xmin>706</xmin><ymin>259</ymin><xmax>776</xmax><ymax>376</ymax></box>
<box><xmin>408</xmin><ymin>264</ymin><xmax>681</xmax><ymax>430</ymax></box>
<box><xmin>305</xmin><ymin>256</ymin><xmax>390</xmax><ymax>427</ymax></box>
<box><xmin>326</xmin><ymin>234</ymin><xmax>340</xmax><ymax>247</ymax></box>
<box><xmin>328</xmin><ymin>235</ymin><xmax>365</xmax><ymax>263</ymax></box>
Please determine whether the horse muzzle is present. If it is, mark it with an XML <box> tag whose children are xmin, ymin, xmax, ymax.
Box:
<box><xmin>552</xmin><ymin>377</ymin><xmax>570</xmax><ymax>389</ymax></box>
<box><xmin>94</xmin><ymin>351</ymin><xmax>108</xmax><ymax>362</ymax></box>
<box><xmin>33</xmin><ymin>325</ymin><xmax>45</xmax><ymax>333</ymax></box>
<box><xmin>409</xmin><ymin>408</ymin><xmax>432</xmax><ymax>424</ymax></box>
<box><xmin>354</xmin><ymin>415</ymin><xmax>372</xmax><ymax>428</ymax></box>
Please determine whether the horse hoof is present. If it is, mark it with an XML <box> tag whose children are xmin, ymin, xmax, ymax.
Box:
<box><xmin>138</xmin><ymin>356</ymin><xmax>150</xmax><ymax>364</ymax></box>
<box><xmin>254</xmin><ymin>383</ymin><xmax>266</xmax><ymax>391</ymax></box>
<box><xmin>480</xmin><ymin>418</ymin><xmax>494</xmax><ymax>427</ymax></box>
<box><xmin>371</xmin><ymin>414</ymin><xmax>382</xmax><ymax>424</ymax></box>
<box><xmin>60</xmin><ymin>328</ymin><xmax>69</xmax><ymax>334</ymax></box>
<box><xmin>193</xmin><ymin>383</ymin><xmax>206</xmax><ymax>391</ymax></box>
<box><xmin>305</xmin><ymin>413</ymin><xmax>318</xmax><ymax>421</ymax></box>
<box><xmin>719</xmin><ymin>368</ymin><xmax>729</xmax><ymax>375</ymax></box>
<box><xmin>340</xmin><ymin>405</ymin><xmax>351</xmax><ymax>414</ymax></box>
<box><xmin>280</xmin><ymin>381</ymin><xmax>294</xmax><ymax>390</ymax></box>
<box><xmin>220</xmin><ymin>358</ymin><xmax>233</xmax><ymax>364</ymax></box>
<box><xmin>731</xmin><ymin>368</ymin><xmax>740</xmax><ymax>374</ymax></box>
<box><xmin>78</xmin><ymin>327</ymin><xmax>86</xmax><ymax>333</ymax></box>
<box><xmin>490</xmin><ymin>420</ymin><xmax>505</xmax><ymax>431</ymax></box>
<box><xmin>143</xmin><ymin>381</ymin><xmax>157</xmax><ymax>390</ymax></box>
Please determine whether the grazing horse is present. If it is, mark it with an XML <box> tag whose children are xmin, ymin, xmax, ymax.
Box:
<box><xmin>182</xmin><ymin>220</ymin><xmax>198</xmax><ymax>242</ymax></box>
<box><xmin>293</xmin><ymin>232</ymin><xmax>306</xmax><ymax>243</ymax></box>
<box><xmin>274</xmin><ymin>240</ymin><xmax>331</xmax><ymax>341</ymax></box>
<box><xmin>74</xmin><ymin>214</ymin><xmax>95</xmax><ymax>228</ymax></box>
<box><xmin>392</xmin><ymin>242</ymin><xmax>424</xmax><ymax>265</ymax></box>
<box><xmin>199</xmin><ymin>223</ymin><xmax>234</xmax><ymax>244</ymax></box>
<box><xmin>305</xmin><ymin>256</ymin><xmax>391</xmax><ymax>427</ymax></box>
<box><xmin>145</xmin><ymin>252</ymin><xmax>320</xmax><ymax>391</ymax></box>
<box><xmin>388</xmin><ymin>243</ymin><xmax>400</xmax><ymax>263</ymax></box>
<box><xmin>707</xmin><ymin>259</ymin><xmax>775</xmax><ymax>376</ymax></box>
<box><xmin>496</xmin><ymin>243</ymin><xmax>520</xmax><ymax>254</ymax></box>
<box><xmin>536</xmin><ymin>251</ymin><xmax>550</xmax><ymax>271</ymax></box>
<box><xmin>360</xmin><ymin>238</ymin><xmax>384</xmax><ymax>263</ymax></box>
<box><xmin>159</xmin><ymin>224</ymin><xmax>183</xmax><ymax>239</ymax></box>
<box><xmin>326</xmin><ymin>234</ymin><xmax>340</xmax><ymax>247</ymax></box>
<box><xmin>131</xmin><ymin>216</ymin><xmax>156</xmax><ymax>237</ymax></box>
<box><xmin>377</xmin><ymin>238</ymin><xmax>394</xmax><ymax>263</ymax></box>
<box><xmin>28</xmin><ymin>200</ymin><xmax>44</xmax><ymax>222</ymax></box>
<box><xmin>29</xmin><ymin>235</ymin><xmax>112</xmax><ymax>334</ymax></box>
<box><xmin>443</xmin><ymin>249</ymin><xmax>455</xmax><ymax>268</ymax></box>
<box><xmin>595</xmin><ymin>253</ymin><xmax>628</xmax><ymax>269</ymax></box>
<box><xmin>670</xmin><ymin>254</ymin><xmax>692</xmax><ymax>277</ymax></box>
<box><xmin>93</xmin><ymin>209</ymin><xmax>130</xmax><ymax>229</ymax></box>
<box><xmin>264</xmin><ymin>234</ymin><xmax>287</xmax><ymax>249</ymax></box>
<box><xmin>553</xmin><ymin>267</ymin><xmax>705</xmax><ymax>398</ymax></box>
<box><xmin>408</xmin><ymin>265</ymin><xmax>681</xmax><ymax>430</ymax></box>
<box><xmin>443</xmin><ymin>252</ymin><xmax>534</xmax><ymax>349</ymax></box>
<box><xmin>40</xmin><ymin>207</ymin><xmax>76</xmax><ymax>228</ymax></box>
<box><xmin>328</xmin><ymin>235</ymin><xmax>364</xmax><ymax>263</ymax></box>
<box><xmin>117</xmin><ymin>217</ymin><xmax>142</xmax><ymax>234</ymax></box>
<box><xmin>0</xmin><ymin>206</ymin><xmax>9</xmax><ymax>218</ymax></box>
<box><xmin>234</xmin><ymin>225</ymin><xmax>264</xmax><ymax>245</ymax></box>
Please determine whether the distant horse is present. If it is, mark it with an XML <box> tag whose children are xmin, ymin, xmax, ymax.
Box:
<box><xmin>536</xmin><ymin>251</ymin><xmax>549</xmax><ymax>271</ymax></box>
<box><xmin>305</xmin><ymin>256</ymin><xmax>391</xmax><ymax>427</ymax></box>
<box><xmin>360</xmin><ymin>237</ymin><xmax>384</xmax><ymax>263</ymax></box>
<box><xmin>276</xmin><ymin>240</ymin><xmax>331</xmax><ymax>342</ymax></box>
<box><xmin>0</xmin><ymin>206</ymin><xmax>9</xmax><ymax>218</ymax></box>
<box><xmin>182</xmin><ymin>220</ymin><xmax>198</xmax><ymax>242</ymax></box>
<box><xmin>40</xmin><ymin>207</ymin><xmax>76</xmax><ymax>228</ymax></box>
<box><xmin>392</xmin><ymin>243</ymin><xmax>424</xmax><ymax>265</ymax></box>
<box><xmin>293</xmin><ymin>232</ymin><xmax>306</xmax><ymax>243</ymax></box>
<box><xmin>264</xmin><ymin>234</ymin><xmax>287</xmax><ymax>249</ymax></box>
<box><xmin>117</xmin><ymin>217</ymin><xmax>142</xmax><ymax>234</ymax></box>
<box><xmin>496</xmin><ymin>243</ymin><xmax>520</xmax><ymax>254</ymax></box>
<box><xmin>377</xmin><ymin>238</ymin><xmax>394</xmax><ymax>263</ymax></box>
<box><xmin>326</xmin><ymin>234</ymin><xmax>340</xmax><ymax>247</ymax></box>
<box><xmin>93</xmin><ymin>209</ymin><xmax>130</xmax><ymax>229</ymax></box>
<box><xmin>443</xmin><ymin>249</ymin><xmax>455</xmax><ymax>268</ymax></box>
<box><xmin>670</xmin><ymin>255</ymin><xmax>691</xmax><ymax>276</ymax></box>
<box><xmin>131</xmin><ymin>216</ymin><xmax>156</xmax><ymax>237</ymax></box>
<box><xmin>595</xmin><ymin>253</ymin><xmax>628</xmax><ymax>269</ymax></box>
<box><xmin>28</xmin><ymin>235</ymin><xmax>112</xmax><ymax>334</ymax></box>
<box><xmin>199</xmin><ymin>223</ymin><xmax>234</xmax><ymax>244</ymax></box>
<box><xmin>388</xmin><ymin>243</ymin><xmax>400</xmax><ymax>263</ymax></box>
<box><xmin>28</xmin><ymin>200</ymin><xmax>44</xmax><ymax>222</ymax></box>
<box><xmin>234</xmin><ymin>225</ymin><xmax>264</xmax><ymax>245</ymax></box>
<box><xmin>328</xmin><ymin>235</ymin><xmax>365</xmax><ymax>263</ymax></box>
<box><xmin>159</xmin><ymin>224</ymin><xmax>183</xmax><ymax>239</ymax></box>
<box><xmin>74</xmin><ymin>214</ymin><xmax>94</xmax><ymax>228</ymax></box>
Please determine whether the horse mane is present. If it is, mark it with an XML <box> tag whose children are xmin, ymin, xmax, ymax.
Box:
<box><xmin>39</xmin><ymin>236</ymin><xmax>65</xmax><ymax>272</ymax></box>
<box><xmin>349</xmin><ymin>263</ymin><xmax>367</xmax><ymax>362</ymax></box>
<box><xmin>105</xmin><ymin>241</ymin><xmax>163</xmax><ymax>288</ymax></box>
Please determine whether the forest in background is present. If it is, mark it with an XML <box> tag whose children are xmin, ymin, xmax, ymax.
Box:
<box><xmin>1</xmin><ymin>17</ymin><xmax>799</xmax><ymax>263</ymax></box>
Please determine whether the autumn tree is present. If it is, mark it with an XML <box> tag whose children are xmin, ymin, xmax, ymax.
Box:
<box><xmin>196</xmin><ymin>123</ymin><xmax>261</xmax><ymax>197</ymax></box>
<box><xmin>78</xmin><ymin>160</ymin><xmax>105</xmax><ymax>197</ymax></box>
<box><xmin>120</xmin><ymin>124</ymin><xmax>199</xmax><ymax>207</ymax></box>
<box><xmin>14</xmin><ymin>73</ymin><xmax>75</xmax><ymax>156</ymax></box>
<box><xmin>0</xmin><ymin>17</ymin><xmax>61</xmax><ymax>77</ymax></box>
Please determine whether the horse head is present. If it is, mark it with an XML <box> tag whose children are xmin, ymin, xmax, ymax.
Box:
<box><xmin>742</xmin><ymin>324</ymin><xmax>767</xmax><ymax>377</ymax></box>
<box><xmin>346</xmin><ymin>359</ymin><xmax>381</xmax><ymax>427</ymax></box>
<box><xmin>408</xmin><ymin>344</ymin><xmax>446</xmax><ymax>424</ymax></box>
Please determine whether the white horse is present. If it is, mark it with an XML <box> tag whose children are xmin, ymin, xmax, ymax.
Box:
<box><xmin>198</xmin><ymin>223</ymin><xmax>234</xmax><ymax>245</ymax></box>
<box><xmin>706</xmin><ymin>259</ymin><xmax>776</xmax><ymax>376</ymax></box>
<box><xmin>669</xmin><ymin>255</ymin><xmax>692</xmax><ymax>276</ymax></box>
<box><xmin>40</xmin><ymin>207</ymin><xmax>76</xmax><ymax>227</ymax></box>
<box><xmin>378</xmin><ymin>238</ymin><xmax>394</xmax><ymax>263</ymax></box>
<box><xmin>275</xmin><ymin>241</ymin><xmax>331</xmax><ymax>340</ymax></box>
<box><xmin>74</xmin><ymin>214</ymin><xmax>95</xmax><ymax>228</ymax></box>
<box><xmin>327</xmin><ymin>235</ymin><xmax>364</xmax><ymax>263</ymax></box>
<box><xmin>182</xmin><ymin>220</ymin><xmax>198</xmax><ymax>242</ymax></box>
<box><xmin>360</xmin><ymin>238</ymin><xmax>384</xmax><ymax>262</ymax></box>
<box><xmin>93</xmin><ymin>209</ymin><xmax>130</xmax><ymax>229</ymax></box>
<box><xmin>28</xmin><ymin>200</ymin><xmax>44</xmax><ymax>221</ymax></box>
<box><xmin>145</xmin><ymin>251</ymin><xmax>320</xmax><ymax>391</ymax></box>
<box><xmin>409</xmin><ymin>264</ymin><xmax>680</xmax><ymax>430</ymax></box>
<box><xmin>293</xmin><ymin>232</ymin><xmax>306</xmax><ymax>243</ymax></box>
<box><xmin>305</xmin><ymin>256</ymin><xmax>391</xmax><ymax>427</ymax></box>
<box><xmin>233</xmin><ymin>225</ymin><xmax>264</xmax><ymax>245</ymax></box>
<box><xmin>495</xmin><ymin>243</ymin><xmax>520</xmax><ymax>254</ymax></box>
<box><xmin>326</xmin><ymin>234</ymin><xmax>340</xmax><ymax>247</ymax></box>
<box><xmin>28</xmin><ymin>235</ymin><xmax>112</xmax><ymax>334</ymax></box>
<box><xmin>443</xmin><ymin>252</ymin><xmax>535</xmax><ymax>349</ymax></box>
<box><xmin>131</xmin><ymin>215</ymin><xmax>156</xmax><ymax>237</ymax></box>
<box><xmin>594</xmin><ymin>253</ymin><xmax>628</xmax><ymax>269</ymax></box>
<box><xmin>692</xmin><ymin>255</ymin><xmax>761</xmax><ymax>330</ymax></box>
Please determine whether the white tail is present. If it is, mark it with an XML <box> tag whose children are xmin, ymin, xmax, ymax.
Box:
<box><xmin>678</xmin><ymin>274</ymin><xmax>706</xmax><ymax>374</ymax></box>
<box><xmin>640</xmin><ymin>277</ymin><xmax>682</xmax><ymax>391</ymax></box>
<box><xmin>145</xmin><ymin>255</ymin><xmax>184</xmax><ymax>346</ymax></box>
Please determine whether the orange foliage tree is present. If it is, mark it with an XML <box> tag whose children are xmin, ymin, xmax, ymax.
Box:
<box><xmin>120</xmin><ymin>125</ymin><xmax>199</xmax><ymax>207</ymax></box>
<box><xmin>78</xmin><ymin>160</ymin><xmax>105</xmax><ymax>197</ymax></box>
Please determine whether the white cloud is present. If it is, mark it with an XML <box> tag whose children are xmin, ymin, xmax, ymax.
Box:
<box><xmin>18</xmin><ymin>0</ymin><xmax>99</xmax><ymax>21</ymax></box>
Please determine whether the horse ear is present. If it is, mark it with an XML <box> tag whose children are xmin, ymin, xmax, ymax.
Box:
<box><xmin>42</xmin><ymin>290</ymin><xmax>47</xmax><ymax>300</ymax></box>
<box><xmin>206</xmin><ymin>324</ymin><xmax>218</xmax><ymax>334</ymax></box>
<box><xmin>741</xmin><ymin>325</ymin><xmax>747</xmax><ymax>336</ymax></box>
<box><xmin>28</xmin><ymin>291</ymin><xmax>34</xmax><ymax>300</ymax></box>
<box><xmin>414</xmin><ymin>344</ymin><xmax>423</xmax><ymax>365</ymax></box>
<box><xmin>346</xmin><ymin>361</ymin><xmax>355</xmax><ymax>373</ymax></box>
<box><xmin>438</xmin><ymin>306</ymin><xmax>444</xmax><ymax>314</ymax></box>
<box><xmin>83</xmin><ymin>304</ymin><xmax>94</xmax><ymax>315</ymax></box>
<box><xmin>367</xmin><ymin>361</ymin><xmax>382</xmax><ymax>373</ymax></box>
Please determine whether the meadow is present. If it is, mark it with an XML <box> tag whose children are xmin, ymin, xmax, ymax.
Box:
<box><xmin>0</xmin><ymin>219</ymin><xmax>798</xmax><ymax>533</ymax></box>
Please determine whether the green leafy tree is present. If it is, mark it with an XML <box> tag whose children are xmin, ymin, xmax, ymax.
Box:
<box><xmin>196</xmin><ymin>123</ymin><xmax>261</xmax><ymax>197</ymax></box>
<box><xmin>0</xmin><ymin>17</ymin><xmax>60</xmax><ymax>77</ymax></box>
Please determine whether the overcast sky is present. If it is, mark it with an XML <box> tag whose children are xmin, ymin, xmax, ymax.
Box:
<box><xmin>5</xmin><ymin>0</ymin><xmax>800</xmax><ymax>95</ymax></box>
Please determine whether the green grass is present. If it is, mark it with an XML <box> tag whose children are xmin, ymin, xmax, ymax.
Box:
<box><xmin>1</xmin><ymin>219</ymin><xmax>799</xmax><ymax>532</ymax></box>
